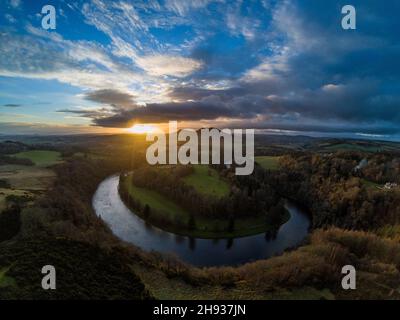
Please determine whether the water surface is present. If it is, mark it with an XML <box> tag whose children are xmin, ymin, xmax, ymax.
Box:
<box><xmin>93</xmin><ymin>175</ymin><xmax>311</xmax><ymax>267</ymax></box>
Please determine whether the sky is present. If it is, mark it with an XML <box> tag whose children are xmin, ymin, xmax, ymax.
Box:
<box><xmin>0</xmin><ymin>0</ymin><xmax>400</xmax><ymax>139</ymax></box>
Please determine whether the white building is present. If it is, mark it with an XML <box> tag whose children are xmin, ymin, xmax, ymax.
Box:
<box><xmin>383</xmin><ymin>182</ymin><xmax>398</xmax><ymax>190</ymax></box>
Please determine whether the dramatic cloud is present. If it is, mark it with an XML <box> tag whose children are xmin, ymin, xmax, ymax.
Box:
<box><xmin>1</xmin><ymin>0</ymin><xmax>400</xmax><ymax>138</ymax></box>
<box><xmin>84</xmin><ymin>89</ymin><xmax>136</xmax><ymax>109</ymax></box>
<box><xmin>93</xmin><ymin>101</ymin><xmax>235</xmax><ymax>127</ymax></box>
<box><xmin>0</xmin><ymin>30</ymin><xmax>142</xmax><ymax>92</ymax></box>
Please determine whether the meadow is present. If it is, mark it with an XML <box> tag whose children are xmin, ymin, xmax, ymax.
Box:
<box><xmin>12</xmin><ymin>150</ymin><xmax>62</xmax><ymax>167</ymax></box>
<box><xmin>361</xmin><ymin>178</ymin><xmax>381</xmax><ymax>190</ymax></box>
<box><xmin>123</xmin><ymin>174</ymin><xmax>188</xmax><ymax>220</ymax></box>
<box><xmin>0</xmin><ymin>266</ymin><xmax>15</xmax><ymax>289</ymax></box>
<box><xmin>255</xmin><ymin>156</ymin><xmax>281</xmax><ymax>170</ymax></box>
<box><xmin>182</xmin><ymin>165</ymin><xmax>230</xmax><ymax>198</ymax></box>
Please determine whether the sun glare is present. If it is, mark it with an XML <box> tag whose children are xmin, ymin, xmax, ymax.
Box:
<box><xmin>127</xmin><ymin>124</ymin><xmax>158</xmax><ymax>134</ymax></box>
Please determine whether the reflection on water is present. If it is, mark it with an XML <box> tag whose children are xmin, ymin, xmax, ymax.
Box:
<box><xmin>92</xmin><ymin>175</ymin><xmax>311</xmax><ymax>267</ymax></box>
<box><xmin>265</xmin><ymin>229</ymin><xmax>278</xmax><ymax>241</ymax></box>
<box><xmin>226</xmin><ymin>238</ymin><xmax>234</xmax><ymax>249</ymax></box>
<box><xmin>189</xmin><ymin>237</ymin><xmax>196</xmax><ymax>251</ymax></box>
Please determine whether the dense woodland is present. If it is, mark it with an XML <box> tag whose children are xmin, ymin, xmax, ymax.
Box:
<box><xmin>0</xmin><ymin>155</ymin><xmax>34</xmax><ymax>166</ymax></box>
<box><xmin>270</xmin><ymin>151</ymin><xmax>400</xmax><ymax>230</ymax></box>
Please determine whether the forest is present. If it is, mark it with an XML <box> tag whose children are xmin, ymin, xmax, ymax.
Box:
<box><xmin>272</xmin><ymin>151</ymin><xmax>400</xmax><ymax>230</ymax></box>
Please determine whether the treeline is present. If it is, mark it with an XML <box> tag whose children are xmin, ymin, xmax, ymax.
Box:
<box><xmin>119</xmin><ymin>181</ymin><xmax>194</xmax><ymax>232</ymax></box>
<box><xmin>34</xmin><ymin>157</ymin><xmax>136</xmax><ymax>235</ymax></box>
<box><xmin>362</xmin><ymin>153</ymin><xmax>400</xmax><ymax>184</ymax></box>
<box><xmin>0</xmin><ymin>155</ymin><xmax>34</xmax><ymax>166</ymax></box>
<box><xmin>0</xmin><ymin>141</ymin><xmax>28</xmax><ymax>154</ymax></box>
<box><xmin>18</xmin><ymin>146</ymin><xmax>147</xmax><ymax>242</ymax></box>
<box><xmin>0</xmin><ymin>140</ymin><xmax>68</xmax><ymax>159</ymax></box>
<box><xmin>268</xmin><ymin>151</ymin><xmax>400</xmax><ymax>230</ymax></box>
<box><xmin>127</xmin><ymin>165</ymin><xmax>285</xmax><ymax>222</ymax></box>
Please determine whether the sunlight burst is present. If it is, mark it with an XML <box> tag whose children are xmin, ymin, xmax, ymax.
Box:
<box><xmin>126</xmin><ymin>124</ymin><xmax>158</xmax><ymax>134</ymax></box>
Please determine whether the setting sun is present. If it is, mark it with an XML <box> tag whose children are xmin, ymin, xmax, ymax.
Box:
<box><xmin>126</xmin><ymin>124</ymin><xmax>158</xmax><ymax>134</ymax></box>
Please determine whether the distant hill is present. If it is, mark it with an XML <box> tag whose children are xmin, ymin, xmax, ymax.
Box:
<box><xmin>1</xmin><ymin>133</ymin><xmax>400</xmax><ymax>156</ymax></box>
<box><xmin>310</xmin><ymin>138</ymin><xmax>400</xmax><ymax>153</ymax></box>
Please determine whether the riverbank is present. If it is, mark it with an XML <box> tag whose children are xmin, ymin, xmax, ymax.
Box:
<box><xmin>119</xmin><ymin>173</ymin><xmax>290</xmax><ymax>239</ymax></box>
<box><xmin>94</xmin><ymin>175</ymin><xmax>310</xmax><ymax>266</ymax></box>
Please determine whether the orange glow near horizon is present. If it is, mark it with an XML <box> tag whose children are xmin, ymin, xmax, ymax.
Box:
<box><xmin>126</xmin><ymin>124</ymin><xmax>159</xmax><ymax>134</ymax></box>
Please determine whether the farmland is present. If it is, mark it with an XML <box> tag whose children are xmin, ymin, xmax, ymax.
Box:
<box><xmin>0</xmin><ymin>149</ymin><xmax>60</xmax><ymax>207</ymax></box>
<box><xmin>12</xmin><ymin>150</ymin><xmax>62</xmax><ymax>167</ymax></box>
<box><xmin>255</xmin><ymin>156</ymin><xmax>281</xmax><ymax>170</ymax></box>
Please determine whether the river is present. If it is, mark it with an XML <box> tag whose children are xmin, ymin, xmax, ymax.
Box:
<box><xmin>92</xmin><ymin>175</ymin><xmax>311</xmax><ymax>267</ymax></box>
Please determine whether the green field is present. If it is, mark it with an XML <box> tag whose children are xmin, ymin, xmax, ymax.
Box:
<box><xmin>122</xmin><ymin>174</ymin><xmax>287</xmax><ymax>238</ymax></box>
<box><xmin>255</xmin><ymin>156</ymin><xmax>281</xmax><ymax>170</ymax></box>
<box><xmin>182</xmin><ymin>165</ymin><xmax>230</xmax><ymax>198</ymax></box>
<box><xmin>124</xmin><ymin>175</ymin><xmax>188</xmax><ymax>222</ymax></box>
<box><xmin>12</xmin><ymin>150</ymin><xmax>62</xmax><ymax>167</ymax></box>
<box><xmin>0</xmin><ymin>266</ymin><xmax>16</xmax><ymax>289</ymax></box>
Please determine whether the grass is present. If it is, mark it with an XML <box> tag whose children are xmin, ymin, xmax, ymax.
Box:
<box><xmin>124</xmin><ymin>175</ymin><xmax>188</xmax><ymax>222</ymax></box>
<box><xmin>361</xmin><ymin>179</ymin><xmax>381</xmax><ymax>190</ymax></box>
<box><xmin>0</xmin><ymin>266</ymin><xmax>16</xmax><ymax>289</ymax></box>
<box><xmin>12</xmin><ymin>150</ymin><xmax>62</xmax><ymax>167</ymax></box>
<box><xmin>0</xmin><ymin>165</ymin><xmax>55</xmax><ymax>191</ymax></box>
<box><xmin>122</xmin><ymin>174</ymin><xmax>288</xmax><ymax>239</ymax></box>
<box><xmin>255</xmin><ymin>156</ymin><xmax>280</xmax><ymax>170</ymax></box>
<box><xmin>182</xmin><ymin>165</ymin><xmax>230</xmax><ymax>198</ymax></box>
